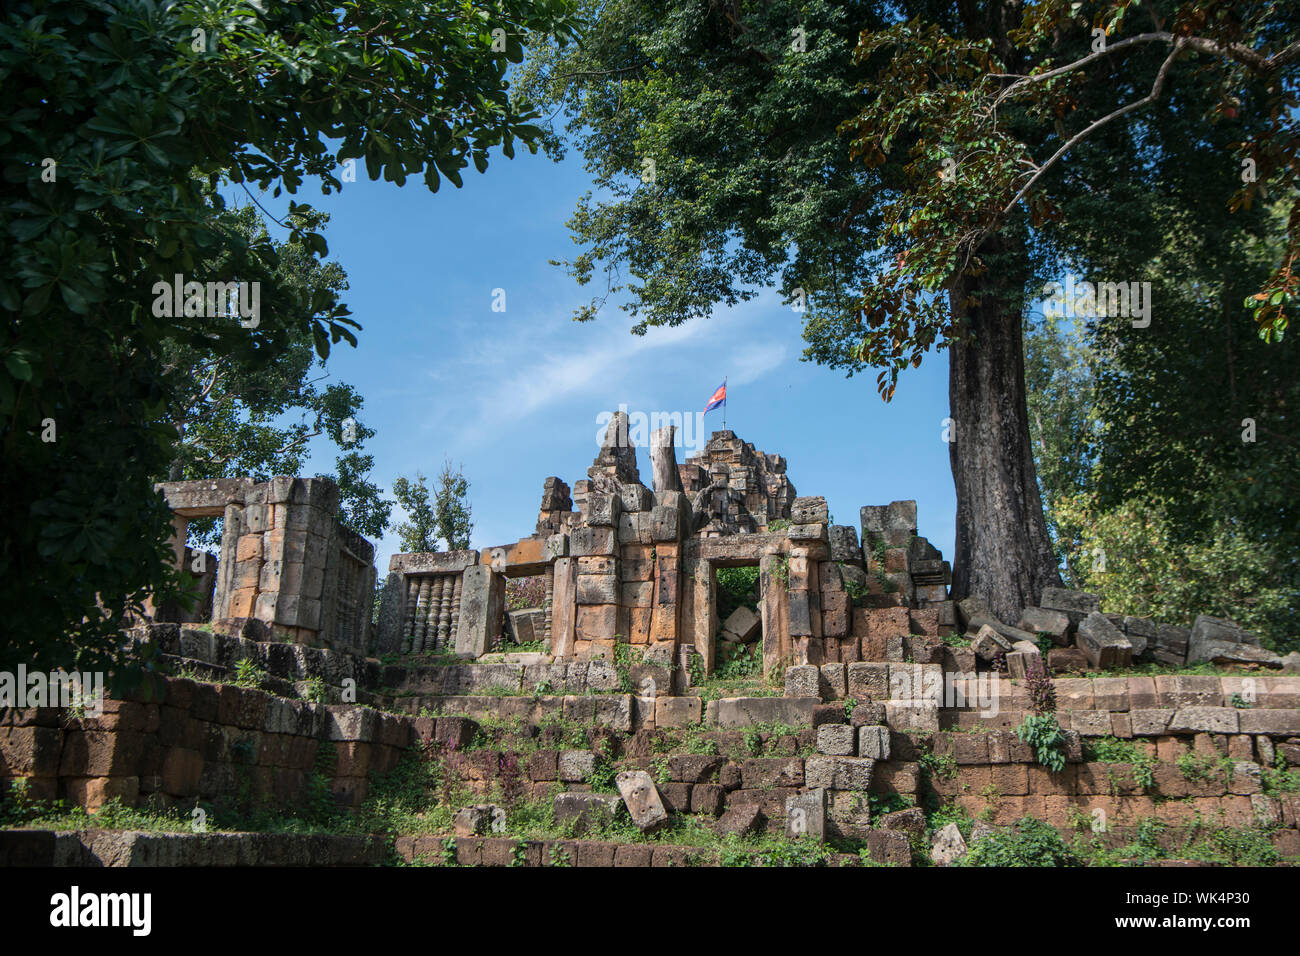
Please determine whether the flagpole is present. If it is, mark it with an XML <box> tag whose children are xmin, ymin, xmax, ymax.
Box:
<box><xmin>722</xmin><ymin>376</ymin><xmax>727</xmax><ymax>429</ymax></box>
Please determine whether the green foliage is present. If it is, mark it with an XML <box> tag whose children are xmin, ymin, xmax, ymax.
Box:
<box><xmin>1176</xmin><ymin>750</ymin><xmax>1231</xmax><ymax>784</ymax></box>
<box><xmin>714</xmin><ymin>643</ymin><xmax>761</xmax><ymax>681</ymax></box>
<box><xmin>161</xmin><ymin>203</ymin><xmax>392</xmax><ymax>545</ymax></box>
<box><xmin>687</xmin><ymin>652</ymin><xmax>706</xmax><ymax>689</ymax></box>
<box><xmin>432</xmin><ymin>460</ymin><xmax>473</xmax><ymax>551</ymax></box>
<box><xmin>965</xmin><ymin>817</ymin><xmax>1080</xmax><ymax>868</ymax></box>
<box><xmin>869</xmin><ymin>792</ymin><xmax>914</xmax><ymax>818</ymax></box>
<box><xmin>1026</xmin><ymin>198</ymin><xmax>1300</xmax><ymax>651</ymax></box>
<box><xmin>918</xmin><ymin>747</ymin><xmax>957</xmax><ymax>782</ymax></box>
<box><xmin>232</xmin><ymin>658</ymin><xmax>266</xmax><ymax>690</ymax></box>
<box><xmin>1083</xmin><ymin>736</ymin><xmax>1155</xmax><ymax>792</ymax></box>
<box><xmin>1261</xmin><ymin>758</ymin><xmax>1300</xmax><ymax>796</ymax></box>
<box><xmin>751</xmin><ymin>837</ymin><xmax>831</xmax><ymax>868</ymax></box>
<box><xmin>300</xmin><ymin>677</ymin><xmax>328</xmax><ymax>704</ymax></box>
<box><xmin>1181</xmin><ymin>821</ymin><xmax>1280</xmax><ymax>867</ymax></box>
<box><xmin>1</xmin><ymin>0</ymin><xmax>578</xmax><ymax>674</ymax></box>
<box><xmin>393</xmin><ymin>461</ymin><xmax>473</xmax><ymax>553</ymax></box>
<box><xmin>716</xmin><ymin>565</ymin><xmax>759</xmax><ymax>622</ymax></box>
<box><xmin>1015</xmin><ymin>714</ymin><xmax>1068</xmax><ymax>773</ymax></box>
<box><xmin>391</xmin><ymin>473</ymin><xmax>438</xmax><ymax>554</ymax></box>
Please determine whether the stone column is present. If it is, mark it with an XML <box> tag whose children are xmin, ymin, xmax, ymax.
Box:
<box><xmin>550</xmin><ymin>557</ymin><xmax>577</xmax><ymax>658</ymax></box>
<box><xmin>455</xmin><ymin>564</ymin><xmax>503</xmax><ymax>659</ymax></box>
<box><xmin>213</xmin><ymin>503</ymin><xmax>244</xmax><ymax>620</ymax></box>
<box><xmin>760</xmin><ymin>551</ymin><xmax>791</xmax><ymax>677</ymax></box>
<box><xmin>691</xmin><ymin>558</ymin><xmax>715</xmax><ymax>675</ymax></box>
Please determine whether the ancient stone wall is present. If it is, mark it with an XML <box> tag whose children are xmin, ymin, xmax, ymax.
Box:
<box><xmin>0</xmin><ymin>675</ymin><xmax>415</xmax><ymax>812</ymax></box>
<box><xmin>155</xmin><ymin>476</ymin><xmax>376</xmax><ymax>655</ymax></box>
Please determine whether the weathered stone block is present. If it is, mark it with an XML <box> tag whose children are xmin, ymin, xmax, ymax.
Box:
<box><xmin>655</xmin><ymin>697</ymin><xmax>702</xmax><ymax>729</ymax></box>
<box><xmin>846</xmin><ymin>662</ymin><xmax>889</xmax><ymax>700</ymax></box>
<box><xmin>558</xmin><ymin>750</ymin><xmax>597</xmax><ymax>782</ymax></box>
<box><xmin>816</xmin><ymin>724</ymin><xmax>856</xmax><ymax>756</ymax></box>
<box><xmin>570</xmin><ymin>527</ymin><xmax>616</xmax><ymax>557</ymax></box>
<box><xmin>1016</xmin><ymin>607</ymin><xmax>1071</xmax><ymax>645</ymax></box>
<box><xmin>575</xmin><ymin>573</ymin><xmax>619</xmax><ymax>606</ymax></box>
<box><xmin>819</xmin><ymin>662</ymin><xmax>847</xmax><ymax>700</ymax></box>
<box><xmin>1040</xmin><ymin>587</ymin><xmax>1102</xmax><ymax>623</ymax></box>
<box><xmin>858</xmin><ymin>725</ymin><xmax>891</xmax><ymax>761</ymax></box>
<box><xmin>615</xmin><ymin>770</ymin><xmax>668</xmax><ymax>832</ymax></box>
<box><xmin>1075</xmin><ymin>612</ymin><xmax>1133</xmax><ymax>669</ymax></box>
<box><xmin>785</xmin><ymin>787</ymin><xmax>827</xmax><ymax>842</ymax></box>
<box><xmin>885</xmin><ymin>700</ymin><xmax>939</xmax><ymax>733</ymax></box>
<box><xmin>785</xmin><ymin>664</ymin><xmax>820</xmax><ymax>699</ymax></box>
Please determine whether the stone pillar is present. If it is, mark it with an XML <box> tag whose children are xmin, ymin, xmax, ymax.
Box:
<box><xmin>760</xmin><ymin>551</ymin><xmax>791</xmax><ymax>677</ymax></box>
<box><xmin>691</xmin><ymin>558</ymin><xmax>715</xmax><ymax>675</ymax></box>
<box><xmin>167</xmin><ymin>513</ymin><xmax>188</xmax><ymax>569</ymax></box>
<box><xmin>455</xmin><ymin>564</ymin><xmax>503</xmax><ymax>659</ymax></box>
<box><xmin>551</xmin><ymin>557</ymin><xmax>577</xmax><ymax>658</ymax></box>
<box><xmin>213</xmin><ymin>503</ymin><xmax>244</xmax><ymax>620</ymax></box>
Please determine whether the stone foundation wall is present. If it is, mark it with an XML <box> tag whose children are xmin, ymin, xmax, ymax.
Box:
<box><xmin>0</xmin><ymin>677</ymin><xmax>415</xmax><ymax>812</ymax></box>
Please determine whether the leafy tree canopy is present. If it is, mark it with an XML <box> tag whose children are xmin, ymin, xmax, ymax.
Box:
<box><xmin>1</xmin><ymin>0</ymin><xmax>578</xmax><ymax>674</ymax></box>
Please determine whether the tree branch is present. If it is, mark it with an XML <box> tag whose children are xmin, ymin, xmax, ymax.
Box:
<box><xmin>1001</xmin><ymin>39</ymin><xmax>1186</xmax><ymax>216</ymax></box>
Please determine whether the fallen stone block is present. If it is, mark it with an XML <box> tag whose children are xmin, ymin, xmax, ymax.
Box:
<box><xmin>453</xmin><ymin>804</ymin><xmax>505</xmax><ymax>837</ymax></box>
<box><xmin>1040</xmin><ymin>587</ymin><xmax>1101</xmax><ymax>624</ymax></box>
<box><xmin>971</xmin><ymin>624</ymin><xmax>1013</xmax><ymax>663</ymax></box>
<box><xmin>721</xmin><ymin>605</ymin><xmax>761</xmax><ymax>643</ymax></box>
<box><xmin>552</xmin><ymin>792</ymin><xmax>623</xmax><ymax>835</ymax></box>
<box><xmin>1016</xmin><ymin>607</ymin><xmax>1071</xmax><ymax>646</ymax></box>
<box><xmin>1122</xmin><ymin>616</ymin><xmax>1156</xmax><ymax>658</ymax></box>
<box><xmin>878</xmin><ymin>807</ymin><xmax>926</xmax><ymax>844</ymax></box>
<box><xmin>865</xmin><ymin>829</ymin><xmax>912</xmax><ymax>865</ymax></box>
<box><xmin>715</xmin><ymin>804</ymin><xmax>764</xmax><ymax>837</ymax></box>
<box><xmin>956</xmin><ymin>596</ymin><xmax>992</xmax><ymax>629</ymax></box>
<box><xmin>1007</xmin><ymin>641</ymin><xmax>1043</xmax><ymax>679</ymax></box>
<box><xmin>930</xmin><ymin>822</ymin><xmax>967</xmax><ymax>866</ymax></box>
<box><xmin>615</xmin><ymin>770</ymin><xmax>669</xmax><ymax>832</ymax></box>
<box><xmin>1075</xmin><ymin>612</ymin><xmax>1133</xmax><ymax>669</ymax></box>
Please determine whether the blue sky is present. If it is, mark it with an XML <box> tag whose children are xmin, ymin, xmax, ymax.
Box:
<box><xmin>236</xmin><ymin>147</ymin><xmax>957</xmax><ymax>571</ymax></box>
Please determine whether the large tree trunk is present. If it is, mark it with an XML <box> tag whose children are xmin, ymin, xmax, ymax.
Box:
<box><xmin>947</xmin><ymin>234</ymin><xmax>1062</xmax><ymax>623</ymax></box>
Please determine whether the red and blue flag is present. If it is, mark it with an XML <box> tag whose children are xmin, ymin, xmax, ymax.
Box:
<box><xmin>704</xmin><ymin>379</ymin><xmax>727</xmax><ymax>414</ymax></box>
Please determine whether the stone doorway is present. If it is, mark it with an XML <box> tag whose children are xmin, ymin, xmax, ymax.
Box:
<box><xmin>713</xmin><ymin>562</ymin><xmax>762</xmax><ymax>677</ymax></box>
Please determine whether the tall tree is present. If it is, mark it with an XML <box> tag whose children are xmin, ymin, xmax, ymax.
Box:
<box><xmin>519</xmin><ymin>0</ymin><xmax>1297</xmax><ymax>620</ymax></box>
<box><xmin>1</xmin><ymin>0</ymin><xmax>578</xmax><ymax>674</ymax></box>
<box><xmin>433</xmin><ymin>460</ymin><xmax>473</xmax><ymax>551</ymax></box>
<box><xmin>392</xmin><ymin>473</ymin><xmax>438</xmax><ymax>553</ymax></box>
<box><xmin>1027</xmin><ymin>190</ymin><xmax>1299</xmax><ymax>647</ymax></box>
<box><xmin>392</xmin><ymin>461</ymin><xmax>473</xmax><ymax>552</ymax></box>
<box><xmin>165</xmin><ymin>203</ymin><xmax>393</xmax><ymax>542</ymax></box>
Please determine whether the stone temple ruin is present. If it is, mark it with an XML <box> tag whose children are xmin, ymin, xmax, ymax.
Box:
<box><xmin>366</xmin><ymin>414</ymin><xmax>966</xmax><ymax>678</ymax></box>
<box><xmin>3</xmin><ymin>412</ymin><xmax>1298</xmax><ymax>867</ymax></box>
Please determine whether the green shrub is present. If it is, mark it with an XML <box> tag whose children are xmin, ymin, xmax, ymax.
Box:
<box><xmin>1015</xmin><ymin>713</ymin><xmax>1068</xmax><ymax>773</ymax></box>
<box><xmin>716</xmin><ymin>566</ymin><xmax>760</xmax><ymax>622</ymax></box>
<box><xmin>966</xmin><ymin>817</ymin><xmax>1080</xmax><ymax>867</ymax></box>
